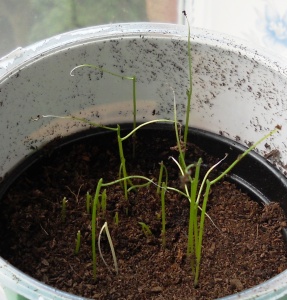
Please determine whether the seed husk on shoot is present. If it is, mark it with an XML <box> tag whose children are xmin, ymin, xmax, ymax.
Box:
<box><xmin>61</xmin><ymin>197</ymin><xmax>67</xmax><ymax>222</ymax></box>
<box><xmin>98</xmin><ymin>222</ymin><xmax>118</xmax><ymax>275</ymax></box>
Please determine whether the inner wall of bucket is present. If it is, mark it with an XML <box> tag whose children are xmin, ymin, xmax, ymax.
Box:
<box><xmin>0</xmin><ymin>26</ymin><xmax>287</xmax><ymax>183</ymax></box>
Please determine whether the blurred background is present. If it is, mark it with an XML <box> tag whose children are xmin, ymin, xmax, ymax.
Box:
<box><xmin>0</xmin><ymin>0</ymin><xmax>187</xmax><ymax>58</ymax></box>
<box><xmin>1</xmin><ymin>0</ymin><xmax>287</xmax><ymax>59</ymax></box>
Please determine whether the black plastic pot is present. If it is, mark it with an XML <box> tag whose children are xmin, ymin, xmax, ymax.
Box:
<box><xmin>0</xmin><ymin>125</ymin><xmax>287</xmax><ymax>300</ymax></box>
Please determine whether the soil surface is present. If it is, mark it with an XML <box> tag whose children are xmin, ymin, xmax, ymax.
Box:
<box><xmin>0</xmin><ymin>128</ymin><xmax>287</xmax><ymax>300</ymax></box>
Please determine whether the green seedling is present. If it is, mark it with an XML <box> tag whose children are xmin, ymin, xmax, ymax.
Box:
<box><xmin>95</xmin><ymin>175</ymin><xmax>156</xmax><ymax>201</ymax></box>
<box><xmin>157</xmin><ymin>161</ymin><xmax>168</xmax><ymax>195</ymax></box>
<box><xmin>101</xmin><ymin>189</ymin><xmax>107</xmax><ymax>216</ymax></box>
<box><xmin>160</xmin><ymin>182</ymin><xmax>167</xmax><ymax>249</ymax></box>
<box><xmin>98</xmin><ymin>221</ymin><xmax>118</xmax><ymax>274</ymax></box>
<box><xmin>92</xmin><ymin>178</ymin><xmax>102</xmax><ymax>280</ymax></box>
<box><xmin>114</xmin><ymin>211</ymin><xmax>119</xmax><ymax>225</ymax></box>
<box><xmin>183</xmin><ymin>11</ymin><xmax>193</xmax><ymax>157</ymax></box>
<box><xmin>61</xmin><ymin>197</ymin><xmax>67</xmax><ymax>222</ymax></box>
<box><xmin>75</xmin><ymin>230</ymin><xmax>81</xmax><ymax>255</ymax></box>
<box><xmin>138</xmin><ymin>222</ymin><xmax>153</xmax><ymax>237</ymax></box>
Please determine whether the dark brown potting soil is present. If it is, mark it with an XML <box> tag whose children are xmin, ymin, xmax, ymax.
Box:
<box><xmin>0</xmin><ymin>128</ymin><xmax>286</xmax><ymax>300</ymax></box>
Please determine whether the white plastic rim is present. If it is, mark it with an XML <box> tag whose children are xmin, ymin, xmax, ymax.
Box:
<box><xmin>0</xmin><ymin>23</ymin><xmax>287</xmax><ymax>300</ymax></box>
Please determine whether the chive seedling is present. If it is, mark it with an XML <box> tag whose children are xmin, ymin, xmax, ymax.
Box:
<box><xmin>182</xmin><ymin>10</ymin><xmax>193</xmax><ymax>159</ymax></box>
<box><xmin>92</xmin><ymin>178</ymin><xmax>102</xmax><ymax>280</ymax></box>
<box><xmin>75</xmin><ymin>230</ymin><xmax>81</xmax><ymax>255</ymax></box>
<box><xmin>101</xmin><ymin>189</ymin><xmax>107</xmax><ymax>216</ymax></box>
<box><xmin>114</xmin><ymin>211</ymin><xmax>119</xmax><ymax>225</ymax></box>
<box><xmin>157</xmin><ymin>161</ymin><xmax>168</xmax><ymax>195</ymax></box>
<box><xmin>138</xmin><ymin>222</ymin><xmax>153</xmax><ymax>237</ymax></box>
<box><xmin>160</xmin><ymin>182</ymin><xmax>167</xmax><ymax>249</ymax></box>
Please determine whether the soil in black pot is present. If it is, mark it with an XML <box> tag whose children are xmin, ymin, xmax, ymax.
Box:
<box><xmin>0</xmin><ymin>126</ymin><xmax>287</xmax><ymax>300</ymax></box>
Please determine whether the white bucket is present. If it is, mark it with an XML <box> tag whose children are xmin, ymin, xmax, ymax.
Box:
<box><xmin>0</xmin><ymin>23</ymin><xmax>287</xmax><ymax>300</ymax></box>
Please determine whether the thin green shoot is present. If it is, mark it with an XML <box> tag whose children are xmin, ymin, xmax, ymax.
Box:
<box><xmin>114</xmin><ymin>211</ymin><xmax>119</xmax><ymax>225</ymax></box>
<box><xmin>161</xmin><ymin>182</ymin><xmax>167</xmax><ymax>249</ymax></box>
<box><xmin>92</xmin><ymin>178</ymin><xmax>102</xmax><ymax>280</ymax></box>
<box><xmin>210</xmin><ymin>127</ymin><xmax>280</xmax><ymax>186</ymax></box>
<box><xmin>195</xmin><ymin>154</ymin><xmax>228</xmax><ymax>206</ymax></box>
<box><xmin>121</xmin><ymin>119</ymin><xmax>176</xmax><ymax>141</ymax></box>
<box><xmin>193</xmin><ymin>179</ymin><xmax>211</xmax><ymax>287</ymax></box>
<box><xmin>172</xmin><ymin>91</ymin><xmax>187</xmax><ymax>170</ymax></box>
<box><xmin>138</xmin><ymin>222</ymin><xmax>153</xmax><ymax>237</ymax></box>
<box><xmin>100</xmin><ymin>175</ymin><xmax>155</xmax><ymax>188</ymax></box>
<box><xmin>86</xmin><ymin>192</ymin><xmax>92</xmax><ymax>214</ymax></box>
<box><xmin>61</xmin><ymin>197</ymin><xmax>67</xmax><ymax>222</ymax></box>
<box><xmin>157</xmin><ymin>161</ymin><xmax>168</xmax><ymax>194</ymax></box>
<box><xmin>101</xmin><ymin>189</ymin><xmax>107</xmax><ymax>216</ymax></box>
<box><xmin>41</xmin><ymin>114</ymin><xmax>118</xmax><ymax>132</ymax></box>
<box><xmin>116</xmin><ymin>125</ymin><xmax>129</xmax><ymax>200</ymax></box>
<box><xmin>182</xmin><ymin>11</ymin><xmax>193</xmax><ymax>155</ymax></box>
<box><xmin>98</xmin><ymin>221</ymin><xmax>119</xmax><ymax>275</ymax></box>
<box><xmin>127</xmin><ymin>180</ymin><xmax>152</xmax><ymax>193</ymax></box>
<box><xmin>187</xmin><ymin>158</ymin><xmax>201</xmax><ymax>273</ymax></box>
<box><xmin>75</xmin><ymin>230</ymin><xmax>81</xmax><ymax>255</ymax></box>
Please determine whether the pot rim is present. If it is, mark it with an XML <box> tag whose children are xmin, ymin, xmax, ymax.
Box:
<box><xmin>1</xmin><ymin>22</ymin><xmax>287</xmax><ymax>81</ymax></box>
